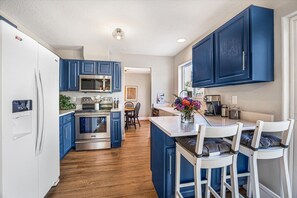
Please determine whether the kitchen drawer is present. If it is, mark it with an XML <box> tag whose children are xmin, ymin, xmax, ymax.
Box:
<box><xmin>111</xmin><ymin>112</ymin><xmax>121</xmax><ymax>119</ymax></box>
<box><xmin>62</xmin><ymin>114</ymin><xmax>72</xmax><ymax>124</ymax></box>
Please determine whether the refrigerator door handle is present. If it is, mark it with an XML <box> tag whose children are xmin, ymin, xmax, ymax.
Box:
<box><xmin>38</xmin><ymin>70</ymin><xmax>45</xmax><ymax>153</ymax></box>
<box><xmin>34</xmin><ymin>69</ymin><xmax>41</xmax><ymax>154</ymax></box>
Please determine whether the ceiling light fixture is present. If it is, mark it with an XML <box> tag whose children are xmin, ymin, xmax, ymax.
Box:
<box><xmin>177</xmin><ymin>38</ymin><xmax>186</xmax><ymax>43</ymax></box>
<box><xmin>112</xmin><ymin>28</ymin><xmax>125</xmax><ymax>40</ymax></box>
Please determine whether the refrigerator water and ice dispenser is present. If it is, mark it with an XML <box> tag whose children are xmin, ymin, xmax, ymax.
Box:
<box><xmin>12</xmin><ymin>100</ymin><xmax>33</xmax><ymax>140</ymax></box>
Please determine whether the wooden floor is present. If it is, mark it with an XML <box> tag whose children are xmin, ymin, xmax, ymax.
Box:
<box><xmin>47</xmin><ymin>120</ymin><xmax>245</xmax><ymax>198</ymax></box>
<box><xmin>47</xmin><ymin>120</ymin><xmax>157</xmax><ymax>198</ymax></box>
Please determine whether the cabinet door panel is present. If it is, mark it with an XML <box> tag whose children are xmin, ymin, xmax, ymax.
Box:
<box><xmin>112</xmin><ymin>62</ymin><xmax>121</xmax><ymax>92</ymax></box>
<box><xmin>111</xmin><ymin>112</ymin><xmax>122</xmax><ymax>148</ymax></box>
<box><xmin>67</xmin><ymin>60</ymin><xmax>80</xmax><ymax>91</ymax></box>
<box><xmin>165</xmin><ymin>148</ymin><xmax>175</xmax><ymax>197</ymax></box>
<box><xmin>63</xmin><ymin>122</ymin><xmax>72</xmax><ymax>154</ymax></box>
<box><xmin>192</xmin><ymin>34</ymin><xmax>214</xmax><ymax>87</ymax></box>
<box><xmin>81</xmin><ymin>61</ymin><xmax>96</xmax><ymax>75</ymax></box>
<box><xmin>59</xmin><ymin>59</ymin><xmax>68</xmax><ymax>91</ymax></box>
<box><xmin>215</xmin><ymin>10</ymin><xmax>249</xmax><ymax>83</ymax></box>
<box><xmin>97</xmin><ymin>62</ymin><xmax>112</xmax><ymax>75</ymax></box>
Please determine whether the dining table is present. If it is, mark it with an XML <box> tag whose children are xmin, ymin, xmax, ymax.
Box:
<box><xmin>124</xmin><ymin>107</ymin><xmax>135</xmax><ymax>129</ymax></box>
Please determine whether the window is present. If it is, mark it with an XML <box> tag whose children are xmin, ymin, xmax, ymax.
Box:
<box><xmin>178</xmin><ymin>61</ymin><xmax>204</xmax><ymax>99</ymax></box>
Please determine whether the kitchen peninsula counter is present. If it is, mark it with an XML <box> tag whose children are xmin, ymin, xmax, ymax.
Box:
<box><xmin>149</xmin><ymin>113</ymin><xmax>256</xmax><ymax>137</ymax></box>
<box><xmin>150</xmin><ymin>114</ymin><xmax>254</xmax><ymax>198</ymax></box>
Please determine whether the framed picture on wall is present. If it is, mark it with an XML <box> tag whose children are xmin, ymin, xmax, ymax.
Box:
<box><xmin>125</xmin><ymin>85</ymin><xmax>138</xmax><ymax>101</ymax></box>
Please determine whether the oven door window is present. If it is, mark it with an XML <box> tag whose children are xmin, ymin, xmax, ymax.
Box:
<box><xmin>79</xmin><ymin>117</ymin><xmax>107</xmax><ymax>133</ymax></box>
<box><xmin>81</xmin><ymin>79</ymin><xmax>104</xmax><ymax>91</ymax></box>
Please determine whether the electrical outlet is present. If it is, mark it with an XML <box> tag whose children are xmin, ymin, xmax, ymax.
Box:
<box><xmin>231</xmin><ymin>96</ymin><xmax>237</xmax><ymax>105</ymax></box>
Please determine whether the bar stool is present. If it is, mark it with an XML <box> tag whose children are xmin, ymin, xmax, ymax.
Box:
<box><xmin>236</xmin><ymin>119</ymin><xmax>294</xmax><ymax>198</ymax></box>
<box><xmin>175</xmin><ymin>123</ymin><xmax>243</xmax><ymax>198</ymax></box>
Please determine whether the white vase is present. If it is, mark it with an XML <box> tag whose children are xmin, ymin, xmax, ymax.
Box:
<box><xmin>95</xmin><ymin>103</ymin><xmax>99</xmax><ymax>110</ymax></box>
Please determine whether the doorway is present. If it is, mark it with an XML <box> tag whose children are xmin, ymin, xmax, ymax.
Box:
<box><xmin>124</xmin><ymin>67</ymin><xmax>152</xmax><ymax>127</ymax></box>
<box><xmin>283</xmin><ymin>11</ymin><xmax>297</xmax><ymax>197</ymax></box>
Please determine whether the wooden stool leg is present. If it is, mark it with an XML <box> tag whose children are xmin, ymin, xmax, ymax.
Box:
<box><xmin>251</xmin><ymin>153</ymin><xmax>260</xmax><ymax>198</ymax></box>
<box><xmin>221</xmin><ymin>166</ymin><xmax>227</xmax><ymax>198</ymax></box>
<box><xmin>175</xmin><ymin>150</ymin><xmax>181</xmax><ymax>197</ymax></box>
<box><xmin>205</xmin><ymin>168</ymin><xmax>211</xmax><ymax>198</ymax></box>
<box><xmin>280</xmin><ymin>149</ymin><xmax>292</xmax><ymax>198</ymax></box>
<box><xmin>194</xmin><ymin>160</ymin><xmax>202</xmax><ymax>198</ymax></box>
<box><xmin>246</xmin><ymin>156</ymin><xmax>253</xmax><ymax>198</ymax></box>
<box><xmin>231</xmin><ymin>154</ymin><xmax>239</xmax><ymax>198</ymax></box>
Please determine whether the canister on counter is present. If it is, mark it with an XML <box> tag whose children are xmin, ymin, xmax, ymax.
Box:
<box><xmin>221</xmin><ymin>105</ymin><xmax>228</xmax><ymax>117</ymax></box>
<box><xmin>229</xmin><ymin>107</ymin><xmax>240</xmax><ymax>119</ymax></box>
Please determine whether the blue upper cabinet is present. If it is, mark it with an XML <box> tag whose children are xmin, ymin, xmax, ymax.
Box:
<box><xmin>59</xmin><ymin>59</ymin><xmax>68</xmax><ymax>91</ymax></box>
<box><xmin>192</xmin><ymin>5</ymin><xmax>274</xmax><ymax>88</ymax></box>
<box><xmin>112</xmin><ymin>62</ymin><xmax>121</xmax><ymax>92</ymax></box>
<box><xmin>81</xmin><ymin>61</ymin><xmax>96</xmax><ymax>75</ymax></box>
<box><xmin>67</xmin><ymin>60</ymin><xmax>80</xmax><ymax>91</ymax></box>
<box><xmin>59</xmin><ymin>59</ymin><xmax>121</xmax><ymax>92</ymax></box>
<box><xmin>192</xmin><ymin>34</ymin><xmax>214</xmax><ymax>87</ymax></box>
<box><xmin>215</xmin><ymin>10</ymin><xmax>249</xmax><ymax>84</ymax></box>
<box><xmin>97</xmin><ymin>62</ymin><xmax>112</xmax><ymax>75</ymax></box>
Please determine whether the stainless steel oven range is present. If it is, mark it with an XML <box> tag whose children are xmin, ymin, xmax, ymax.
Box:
<box><xmin>75</xmin><ymin>111</ymin><xmax>111</xmax><ymax>150</ymax></box>
<box><xmin>75</xmin><ymin>97</ymin><xmax>112</xmax><ymax>150</ymax></box>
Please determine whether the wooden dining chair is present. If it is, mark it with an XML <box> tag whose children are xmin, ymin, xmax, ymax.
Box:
<box><xmin>128</xmin><ymin>102</ymin><xmax>141</xmax><ymax>129</ymax></box>
<box><xmin>124</xmin><ymin>102</ymin><xmax>134</xmax><ymax>128</ymax></box>
<box><xmin>175</xmin><ymin>123</ymin><xmax>243</xmax><ymax>198</ymax></box>
<box><xmin>124</xmin><ymin>101</ymin><xmax>134</xmax><ymax>108</ymax></box>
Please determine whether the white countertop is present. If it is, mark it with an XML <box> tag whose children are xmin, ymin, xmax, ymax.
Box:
<box><xmin>59</xmin><ymin>109</ymin><xmax>75</xmax><ymax>117</ymax></box>
<box><xmin>149</xmin><ymin>114</ymin><xmax>256</xmax><ymax>137</ymax></box>
<box><xmin>153</xmin><ymin>106</ymin><xmax>181</xmax><ymax>116</ymax></box>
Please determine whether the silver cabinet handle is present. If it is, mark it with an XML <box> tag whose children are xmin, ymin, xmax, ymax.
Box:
<box><xmin>169</xmin><ymin>154</ymin><xmax>172</xmax><ymax>175</ymax></box>
<box><xmin>242</xmin><ymin>51</ymin><xmax>245</xmax><ymax>71</ymax></box>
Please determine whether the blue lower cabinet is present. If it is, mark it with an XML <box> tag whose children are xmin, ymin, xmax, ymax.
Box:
<box><xmin>150</xmin><ymin>123</ymin><xmax>248</xmax><ymax>198</ymax></box>
<box><xmin>60</xmin><ymin>113</ymin><xmax>75</xmax><ymax>160</ymax></box>
<box><xmin>63</xmin><ymin>122</ymin><xmax>72</xmax><ymax>153</ymax></box>
<box><xmin>111</xmin><ymin>112</ymin><xmax>122</xmax><ymax>148</ymax></box>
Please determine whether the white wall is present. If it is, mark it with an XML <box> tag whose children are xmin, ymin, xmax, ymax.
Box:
<box><xmin>0</xmin><ymin>10</ymin><xmax>56</xmax><ymax>54</ymax></box>
<box><xmin>173</xmin><ymin>1</ymin><xmax>297</xmax><ymax>195</ymax></box>
<box><xmin>110</xmin><ymin>53</ymin><xmax>174</xmax><ymax>105</ymax></box>
<box><xmin>125</xmin><ymin>73</ymin><xmax>151</xmax><ymax>118</ymax></box>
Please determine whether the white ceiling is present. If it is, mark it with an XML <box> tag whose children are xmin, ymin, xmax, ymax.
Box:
<box><xmin>0</xmin><ymin>0</ymin><xmax>289</xmax><ymax>57</ymax></box>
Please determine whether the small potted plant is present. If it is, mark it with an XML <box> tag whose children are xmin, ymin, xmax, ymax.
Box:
<box><xmin>172</xmin><ymin>94</ymin><xmax>201</xmax><ymax>123</ymax></box>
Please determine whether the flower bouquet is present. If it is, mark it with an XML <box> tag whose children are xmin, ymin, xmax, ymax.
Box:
<box><xmin>172</xmin><ymin>94</ymin><xmax>201</xmax><ymax>123</ymax></box>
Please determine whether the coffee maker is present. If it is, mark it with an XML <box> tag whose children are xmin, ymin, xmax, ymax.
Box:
<box><xmin>204</xmin><ymin>95</ymin><xmax>221</xmax><ymax>116</ymax></box>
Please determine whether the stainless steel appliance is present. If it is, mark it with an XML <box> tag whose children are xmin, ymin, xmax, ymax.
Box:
<box><xmin>100</xmin><ymin>97</ymin><xmax>113</xmax><ymax>110</ymax></box>
<box><xmin>79</xmin><ymin>75</ymin><xmax>112</xmax><ymax>92</ymax></box>
<box><xmin>221</xmin><ymin>105</ymin><xmax>228</xmax><ymax>117</ymax></box>
<box><xmin>75</xmin><ymin>97</ymin><xmax>112</xmax><ymax>150</ymax></box>
<box><xmin>229</xmin><ymin>108</ymin><xmax>241</xmax><ymax>119</ymax></box>
<box><xmin>204</xmin><ymin>95</ymin><xmax>221</xmax><ymax>116</ymax></box>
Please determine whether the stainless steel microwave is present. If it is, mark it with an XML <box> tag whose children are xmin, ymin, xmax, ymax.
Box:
<box><xmin>79</xmin><ymin>75</ymin><xmax>112</xmax><ymax>92</ymax></box>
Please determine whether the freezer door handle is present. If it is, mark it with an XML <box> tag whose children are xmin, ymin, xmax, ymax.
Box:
<box><xmin>35</xmin><ymin>69</ymin><xmax>41</xmax><ymax>155</ymax></box>
<box><xmin>38</xmin><ymin>70</ymin><xmax>45</xmax><ymax>153</ymax></box>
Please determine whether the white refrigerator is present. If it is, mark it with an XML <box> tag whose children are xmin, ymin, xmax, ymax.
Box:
<box><xmin>0</xmin><ymin>20</ymin><xmax>60</xmax><ymax>198</ymax></box>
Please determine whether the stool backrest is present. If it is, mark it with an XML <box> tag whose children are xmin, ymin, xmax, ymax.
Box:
<box><xmin>195</xmin><ymin>123</ymin><xmax>243</xmax><ymax>156</ymax></box>
<box><xmin>251</xmin><ymin>119</ymin><xmax>295</xmax><ymax>149</ymax></box>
